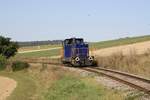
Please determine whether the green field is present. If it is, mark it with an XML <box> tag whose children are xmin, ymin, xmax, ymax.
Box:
<box><xmin>19</xmin><ymin>44</ymin><xmax>61</xmax><ymax>51</ymax></box>
<box><xmin>0</xmin><ymin>65</ymin><xmax>128</xmax><ymax>100</ymax></box>
<box><xmin>16</xmin><ymin>49</ymin><xmax>61</xmax><ymax>58</ymax></box>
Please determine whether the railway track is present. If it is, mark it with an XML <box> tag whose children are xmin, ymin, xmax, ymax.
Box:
<box><xmin>11</xmin><ymin>58</ymin><xmax>150</xmax><ymax>95</ymax></box>
<box><xmin>81</xmin><ymin>67</ymin><xmax>150</xmax><ymax>95</ymax></box>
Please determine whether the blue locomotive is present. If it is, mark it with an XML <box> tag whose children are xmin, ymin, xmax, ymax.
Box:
<box><xmin>61</xmin><ymin>38</ymin><xmax>97</xmax><ymax>66</ymax></box>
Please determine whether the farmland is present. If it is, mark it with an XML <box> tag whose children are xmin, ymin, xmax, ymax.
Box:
<box><xmin>18</xmin><ymin>44</ymin><xmax>61</xmax><ymax>52</ymax></box>
<box><xmin>15</xmin><ymin>35</ymin><xmax>150</xmax><ymax>79</ymax></box>
<box><xmin>16</xmin><ymin>48</ymin><xmax>61</xmax><ymax>58</ymax></box>
<box><xmin>1</xmin><ymin>35</ymin><xmax>150</xmax><ymax>100</ymax></box>
<box><xmin>16</xmin><ymin>35</ymin><xmax>150</xmax><ymax>58</ymax></box>
<box><xmin>90</xmin><ymin>35</ymin><xmax>150</xmax><ymax>49</ymax></box>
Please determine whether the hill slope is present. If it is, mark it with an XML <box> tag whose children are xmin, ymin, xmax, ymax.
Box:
<box><xmin>91</xmin><ymin>35</ymin><xmax>150</xmax><ymax>49</ymax></box>
<box><xmin>94</xmin><ymin>41</ymin><xmax>150</xmax><ymax>57</ymax></box>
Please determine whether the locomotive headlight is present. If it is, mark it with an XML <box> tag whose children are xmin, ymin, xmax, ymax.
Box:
<box><xmin>75</xmin><ymin>57</ymin><xmax>80</xmax><ymax>62</ymax></box>
<box><xmin>88</xmin><ymin>56</ymin><xmax>94</xmax><ymax>61</ymax></box>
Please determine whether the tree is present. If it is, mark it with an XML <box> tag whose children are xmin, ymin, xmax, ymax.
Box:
<box><xmin>0</xmin><ymin>36</ymin><xmax>19</xmax><ymax>59</ymax></box>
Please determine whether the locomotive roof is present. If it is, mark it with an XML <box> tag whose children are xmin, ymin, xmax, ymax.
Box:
<box><xmin>65</xmin><ymin>38</ymin><xmax>83</xmax><ymax>40</ymax></box>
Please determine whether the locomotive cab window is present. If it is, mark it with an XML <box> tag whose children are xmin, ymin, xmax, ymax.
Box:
<box><xmin>64</xmin><ymin>39</ymin><xmax>73</xmax><ymax>45</ymax></box>
<box><xmin>75</xmin><ymin>39</ymin><xmax>83</xmax><ymax>44</ymax></box>
<box><xmin>64</xmin><ymin>38</ymin><xmax>84</xmax><ymax>45</ymax></box>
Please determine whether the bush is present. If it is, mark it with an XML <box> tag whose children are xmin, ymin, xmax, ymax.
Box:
<box><xmin>12</xmin><ymin>61</ymin><xmax>29</xmax><ymax>71</ymax></box>
<box><xmin>0</xmin><ymin>36</ymin><xmax>19</xmax><ymax>59</ymax></box>
<box><xmin>0</xmin><ymin>55</ymin><xmax>7</xmax><ymax>70</ymax></box>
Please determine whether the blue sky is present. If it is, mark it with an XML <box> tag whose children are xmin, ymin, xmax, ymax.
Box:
<box><xmin>0</xmin><ymin>0</ymin><xmax>150</xmax><ymax>42</ymax></box>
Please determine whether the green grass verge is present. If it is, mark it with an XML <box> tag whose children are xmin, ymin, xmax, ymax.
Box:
<box><xmin>16</xmin><ymin>49</ymin><xmax>60</xmax><ymax>58</ymax></box>
<box><xmin>44</xmin><ymin>75</ymin><xmax>124</xmax><ymax>100</ymax></box>
<box><xmin>90</xmin><ymin>35</ymin><xmax>150</xmax><ymax>49</ymax></box>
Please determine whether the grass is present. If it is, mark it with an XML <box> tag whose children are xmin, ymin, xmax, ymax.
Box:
<box><xmin>44</xmin><ymin>75</ymin><xmax>124</xmax><ymax>100</ymax></box>
<box><xmin>0</xmin><ymin>35</ymin><xmax>149</xmax><ymax>99</ymax></box>
<box><xmin>97</xmin><ymin>49</ymin><xmax>150</xmax><ymax>78</ymax></box>
<box><xmin>16</xmin><ymin>49</ymin><xmax>61</xmax><ymax>58</ymax></box>
<box><xmin>90</xmin><ymin>35</ymin><xmax>150</xmax><ymax>49</ymax></box>
<box><xmin>0</xmin><ymin>64</ymin><xmax>129</xmax><ymax>100</ymax></box>
<box><xmin>19</xmin><ymin>44</ymin><xmax>61</xmax><ymax>52</ymax></box>
<box><xmin>91</xmin><ymin>35</ymin><xmax>150</xmax><ymax>79</ymax></box>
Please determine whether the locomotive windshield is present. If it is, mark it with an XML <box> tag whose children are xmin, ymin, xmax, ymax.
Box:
<box><xmin>64</xmin><ymin>38</ymin><xmax>83</xmax><ymax>45</ymax></box>
<box><xmin>75</xmin><ymin>39</ymin><xmax>83</xmax><ymax>44</ymax></box>
<box><xmin>65</xmin><ymin>39</ymin><xmax>73</xmax><ymax>44</ymax></box>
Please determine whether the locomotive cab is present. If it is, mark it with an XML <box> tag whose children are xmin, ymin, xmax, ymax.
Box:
<box><xmin>62</xmin><ymin>38</ymin><xmax>96</xmax><ymax>67</ymax></box>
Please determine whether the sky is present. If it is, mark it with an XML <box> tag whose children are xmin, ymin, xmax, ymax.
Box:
<box><xmin>0</xmin><ymin>0</ymin><xmax>150</xmax><ymax>42</ymax></box>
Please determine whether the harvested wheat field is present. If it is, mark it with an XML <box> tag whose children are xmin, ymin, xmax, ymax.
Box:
<box><xmin>0</xmin><ymin>76</ymin><xmax>17</xmax><ymax>100</ymax></box>
<box><xmin>94</xmin><ymin>41</ymin><xmax>150</xmax><ymax>57</ymax></box>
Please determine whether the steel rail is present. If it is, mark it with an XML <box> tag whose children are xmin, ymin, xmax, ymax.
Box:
<box><xmin>94</xmin><ymin>67</ymin><xmax>150</xmax><ymax>83</ymax></box>
<box><xmin>81</xmin><ymin>67</ymin><xmax>150</xmax><ymax>95</ymax></box>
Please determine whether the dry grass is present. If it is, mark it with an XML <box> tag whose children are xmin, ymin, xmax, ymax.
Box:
<box><xmin>97</xmin><ymin>49</ymin><xmax>150</xmax><ymax>78</ymax></box>
<box><xmin>1</xmin><ymin>63</ymin><xmax>127</xmax><ymax>100</ymax></box>
<box><xmin>1</xmin><ymin>61</ymin><xmax>146</xmax><ymax>99</ymax></box>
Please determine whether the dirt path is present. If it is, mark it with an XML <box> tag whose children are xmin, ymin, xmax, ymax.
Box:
<box><xmin>0</xmin><ymin>76</ymin><xmax>17</xmax><ymax>100</ymax></box>
<box><xmin>93</xmin><ymin>41</ymin><xmax>150</xmax><ymax>57</ymax></box>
